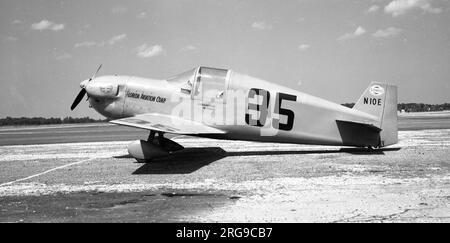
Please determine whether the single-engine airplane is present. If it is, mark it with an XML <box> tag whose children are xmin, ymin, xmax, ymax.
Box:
<box><xmin>71</xmin><ymin>65</ymin><xmax>397</xmax><ymax>161</ymax></box>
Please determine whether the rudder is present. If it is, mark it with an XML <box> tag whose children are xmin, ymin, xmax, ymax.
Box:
<box><xmin>353</xmin><ymin>82</ymin><xmax>398</xmax><ymax>147</ymax></box>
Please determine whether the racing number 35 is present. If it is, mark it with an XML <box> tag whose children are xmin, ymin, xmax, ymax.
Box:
<box><xmin>245</xmin><ymin>88</ymin><xmax>297</xmax><ymax>131</ymax></box>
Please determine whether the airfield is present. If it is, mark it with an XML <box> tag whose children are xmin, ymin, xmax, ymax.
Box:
<box><xmin>0</xmin><ymin>112</ymin><xmax>449</xmax><ymax>222</ymax></box>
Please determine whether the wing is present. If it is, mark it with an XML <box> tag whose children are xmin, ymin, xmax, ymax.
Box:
<box><xmin>110</xmin><ymin>113</ymin><xmax>225</xmax><ymax>135</ymax></box>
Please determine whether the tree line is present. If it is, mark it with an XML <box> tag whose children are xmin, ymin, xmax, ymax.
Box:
<box><xmin>0</xmin><ymin>116</ymin><xmax>109</xmax><ymax>126</ymax></box>
<box><xmin>341</xmin><ymin>103</ymin><xmax>450</xmax><ymax>112</ymax></box>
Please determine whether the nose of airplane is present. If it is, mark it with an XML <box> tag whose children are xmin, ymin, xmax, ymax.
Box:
<box><xmin>71</xmin><ymin>64</ymin><xmax>102</xmax><ymax>111</ymax></box>
<box><xmin>80</xmin><ymin>79</ymin><xmax>89</xmax><ymax>89</ymax></box>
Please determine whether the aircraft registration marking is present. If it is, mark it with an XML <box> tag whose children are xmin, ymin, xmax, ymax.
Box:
<box><xmin>363</xmin><ymin>97</ymin><xmax>382</xmax><ymax>106</ymax></box>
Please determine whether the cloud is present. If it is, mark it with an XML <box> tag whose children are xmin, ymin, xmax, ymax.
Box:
<box><xmin>136</xmin><ymin>44</ymin><xmax>164</xmax><ymax>58</ymax></box>
<box><xmin>75</xmin><ymin>34</ymin><xmax>127</xmax><ymax>48</ymax></box>
<box><xmin>372</xmin><ymin>27</ymin><xmax>403</xmax><ymax>38</ymax></box>
<box><xmin>4</xmin><ymin>36</ymin><xmax>18</xmax><ymax>42</ymax></box>
<box><xmin>366</xmin><ymin>5</ymin><xmax>380</xmax><ymax>13</ymax></box>
<box><xmin>384</xmin><ymin>0</ymin><xmax>442</xmax><ymax>17</ymax></box>
<box><xmin>112</xmin><ymin>5</ymin><xmax>127</xmax><ymax>15</ymax></box>
<box><xmin>74</xmin><ymin>41</ymin><xmax>98</xmax><ymax>48</ymax></box>
<box><xmin>251</xmin><ymin>21</ymin><xmax>273</xmax><ymax>30</ymax></box>
<box><xmin>55</xmin><ymin>52</ymin><xmax>72</xmax><ymax>60</ymax></box>
<box><xmin>31</xmin><ymin>20</ymin><xmax>65</xmax><ymax>31</ymax></box>
<box><xmin>180</xmin><ymin>45</ymin><xmax>197</xmax><ymax>52</ymax></box>
<box><xmin>12</xmin><ymin>19</ymin><xmax>22</xmax><ymax>24</ymax></box>
<box><xmin>108</xmin><ymin>34</ymin><xmax>126</xmax><ymax>45</ymax></box>
<box><xmin>337</xmin><ymin>26</ymin><xmax>366</xmax><ymax>41</ymax></box>
<box><xmin>298</xmin><ymin>44</ymin><xmax>310</xmax><ymax>51</ymax></box>
<box><xmin>137</xmin><ymin>12</ymin><xmax>147</xmax><ymax>19</ymax></box>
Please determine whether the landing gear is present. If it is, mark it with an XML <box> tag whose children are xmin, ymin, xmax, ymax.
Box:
<box><xmin>157</xmin><ymin>131</ymin><xmax>164</xmax><ymax>146</ymax></box>
<box><xmin>365</xmin><ymin>145</ymin><xmax>382</xmax><ymax>152</ymax></box>
<box><xmin>147</xmin><ymin>130</ymin><xmax>156</xmax><ymax>141</ymax></box>
<box><xmin>146</xmin><ymin>131</ymin><xmax>166</xmax><ymax>145</ymax></box>
<box><xmin>127</xmin><ymin>130</ymin><xmax>184</xmax><ymax>161</ymax></box>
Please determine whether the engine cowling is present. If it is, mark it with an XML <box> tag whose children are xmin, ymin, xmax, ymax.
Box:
<box><xmin>127</xmin><ymin>138</ymin><xmax>184</xmax><ymax>161</ymax></box>
<box><xmin>86</xmin><ymin>83</ymin><xmax>119</xmax><ymax>98</ymax></box>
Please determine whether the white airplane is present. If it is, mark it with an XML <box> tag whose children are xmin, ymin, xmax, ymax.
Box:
<box><xmin>71</xmin><ymin>65</ymin><xmax>398</xmax><ymax>161</ymax></box>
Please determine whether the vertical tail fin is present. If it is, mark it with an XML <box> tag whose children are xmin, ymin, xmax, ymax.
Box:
<box><xmin>353</xmin><ymin>82</ymin><xmax>398</xmax><ymax>147</ymax></box>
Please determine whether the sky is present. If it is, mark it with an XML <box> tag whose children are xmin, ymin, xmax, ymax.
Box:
<box><xmin>0</xmin><ymin>0</ymin><xmax>449</xmax><ymax>119</ymax></box>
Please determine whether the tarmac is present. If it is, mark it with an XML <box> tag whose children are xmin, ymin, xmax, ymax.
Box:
<box><xmin>0</xmin><ymin>114</ymin><xmax>449</xmax><ymax>222</ymax></box>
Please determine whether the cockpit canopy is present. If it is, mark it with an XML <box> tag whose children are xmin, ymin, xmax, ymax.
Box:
<box><xmin>167</xmin><ymin>66</ymin><xmax>229</xmax><ymax>96</ymax></box>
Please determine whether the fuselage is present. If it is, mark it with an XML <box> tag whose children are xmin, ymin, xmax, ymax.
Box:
<box><xmin>85</xmin><ymin>66</ymin><xmax>381</xmax><ymax>147</ymax></box>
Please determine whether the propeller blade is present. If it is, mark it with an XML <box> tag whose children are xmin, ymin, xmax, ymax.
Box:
<box><xmin>70</xmin><ymin>89</ymin><xmax>87</xmax><ymax>110</ymax></box>
<box><xmin>90</xmin><ymin>64</ymin><xmax>102</xmax><ymax>81</ymax></box>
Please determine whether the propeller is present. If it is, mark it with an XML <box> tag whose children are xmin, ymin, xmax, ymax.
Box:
<box><xmin>70</xmin><ymin>64</ymin><xmax>102</xmax><ymax>110</ymax></box>
<box><xmin>91</xmin><ymin>64</ymin><xmax>102</xmax><ymax>81</ymax></box>
<box><xmin>70</xmin><ymin>89</ymin><xmax>87</xmax><ymax>110</ymax></box>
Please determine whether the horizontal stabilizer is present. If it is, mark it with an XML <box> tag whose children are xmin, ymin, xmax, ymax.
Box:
<box><xmin>335</xmin><ymin>119</ymin><xmax>381</xmax><ymax>147</ymax></box>
<box><xmin>110</xmin><ymin>113</ymin><xmax>225</xmax><ymax>135</ymax></box>
<box><xmin>336</xmin><ymin>119</ymin><xmax>381</xmax><ymax>132</ymax></box>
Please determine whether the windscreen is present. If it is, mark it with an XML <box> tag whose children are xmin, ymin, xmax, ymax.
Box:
<box><xmin>167</xmin><ymin>68</ymin><xmax>197</xmax><ymax>94</ymax></box>
<box><xmin>167</xmin><ymin>68</ymin><xmax>196</xmax><ymax>84</ymax></box>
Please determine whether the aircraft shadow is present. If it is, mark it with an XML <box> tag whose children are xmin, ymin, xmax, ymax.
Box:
<box><xmin>129</xmin><ymin>146</ymin><xmax>401</xmax><ymax>175</ymax></box>
<box><xmin>132</xmin><ymin>147</ymin><xmax>226</xmax><ymax>174</ymax></box>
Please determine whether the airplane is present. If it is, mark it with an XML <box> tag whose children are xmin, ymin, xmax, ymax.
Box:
<box><xmin>70</xmin><ymin>65</ymin><xmax>398</xmax><ymax>161</ymax></box>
